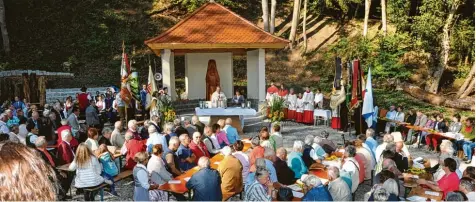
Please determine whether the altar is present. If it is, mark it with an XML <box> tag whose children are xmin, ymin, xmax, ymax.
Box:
<box><xmin>195</xmin><ymin>107</ymin><xmax>257</xmax><ymax>134</ymax></box>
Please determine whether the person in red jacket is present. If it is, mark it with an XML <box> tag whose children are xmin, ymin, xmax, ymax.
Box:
<box><xmin>417</xmin><ymin>158</ymin><xmax>460</xmax><ymax>198</ymax></box>
<box><xmin>189</xmin><ymin>131</ymin><xmax>210</xmax><ymax>164</ymax></box>
<box><xmin>56</xmin><ymin>129</ymin><xmax>75</xmax><ymax>165</ymax></box>
<box><xmin>55</xmin><ymin>119</ymin><xmax>79</xmax><ymax>149</ymax></box>
<box><xmin>77</xmin><ymin>86</ymin><xmax>91</xmax><ymax>113</ymax></box>
<box><xmin>123</xmin><ymin>132</ymin><xmax>146</xmax><ymax>170</ymax></box>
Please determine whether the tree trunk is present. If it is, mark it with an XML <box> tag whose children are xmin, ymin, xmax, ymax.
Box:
<box><xmin>262</xmin><ymin>0</ymin><xmax>270</xmax><ymax>32</ymax></box>
<box><xmin>302</xmin><ymin>0</ymin><xmax>308</xmax><ymax>53</ymax></box>
<box><xmin>456</xmin><ymin>62</ymin><xmax>475</xmax><ymax>98</ymax></box>
<box><xmin>289</xmin><ymin>0</ymin><xmax>301</xmax><ymax>47</ymax></box>
<box><xmin>381</xmin><ymin>0</ymin><xmax>387</xmax><ymax>35</ymax></box>
<box><xmin>460</xmin><ymin>78</ymin><xmax>475</xmax><ymax>98</ymax></box>
<box><xmin>270</xmin><ymin>0</ymin><xmax>276</xmax><ymax>34</ymax></box>
<box><xmin>0</xmin><ymin>0</ymin><xmax>10</xmax><ymax>55</ymax></box>
<box><xmin>426</xmin><ymin>0</ymin><xmax>462</xmax><ymax>93</ymax></box>
<box><xmin>363</xmin><ymin>0</ymin><xmax>371</xmax><ymax>37</ymax></box>
<box><xmin>402</xmin><ymin>82</ymin><xmax>474</xmax><ymax>110</ymax></box>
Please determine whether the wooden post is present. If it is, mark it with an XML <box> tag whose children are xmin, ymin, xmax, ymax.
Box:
<box><xmin>29</xmin><ymin>73</ymin><xmax>39</xmax><ymax>104</ymax></box>
<box><xmin>38</xmin><ymin>76</ymin><xmax>47</xmax><ymax>106</ymax></box>
<box><xmin>22</xmin><ymin>73</ymin><xmax>30</xmax><ymax>102</ymax></box>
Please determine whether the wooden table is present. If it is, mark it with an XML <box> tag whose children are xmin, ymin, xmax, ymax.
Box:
<box><xmin>408</xmin><ymin>186</ymin><xmax>443</xmax><ymax>201</ymax></box>
<box><xmin>289</xmin><ymin>168</ymin><xmax>330</xmax><ymax>201</ymax></box>
<box><xmin>158</xmin><ymin>140</ymin><xmax>252</xmax><ymax>197</ymax></box>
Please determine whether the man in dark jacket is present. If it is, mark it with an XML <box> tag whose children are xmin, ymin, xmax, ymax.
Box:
<box><xmin>186</xmin><ymin>157</ymin><xmax>222</xmax><ymax>201</ymax></box>
<box><xmin>274</xmin><ymin>147</ymin><xmax>296</xmax><ymax>185</ymax></box>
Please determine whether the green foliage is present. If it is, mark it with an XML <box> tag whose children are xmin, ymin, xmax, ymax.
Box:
<box><xmin>387</xmin><ymin>0</ymin><xmax>411</xmax><ymax>32</ymax></box>
<box><xmin>321</xmin><ymin>0</ymin><xmax>361</xmax><ymax>14</ymax></box>
<box><xmin>370</xmin><ymin>33</ymin><xmax>412</xmax><ymax>79</ymax></box>
<box><xmin>173</xmin><ymin>0</ymin><xmax>239</xmax><ymax>12</ymax></box>
<box><xmin>450</xmin><ymin>19</ymin><xmax>475</xmax><ymax>64</ymax></box>
<box><xmin>410</xmin><ymin>0</ymin><xmax>448</xmax><ymax>53</ymax></box>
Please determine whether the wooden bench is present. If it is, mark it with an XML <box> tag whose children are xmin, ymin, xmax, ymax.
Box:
<box><xmin>83</xmin><ymin>170</ymin><xmax>133</xmax><ymax>201</ymax></box>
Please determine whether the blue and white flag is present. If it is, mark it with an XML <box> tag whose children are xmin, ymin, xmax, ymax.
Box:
<box><xmin>362</xmin><ymin>67</ymin><xmax>374</xmax><ymax>127</ymax></box>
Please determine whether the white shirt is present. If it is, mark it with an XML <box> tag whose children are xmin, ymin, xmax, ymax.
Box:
<box><xmin>314</xmin><ymin>93</ymin><xmax>323</xmax><ymax>104</ymax></box>
<box><xmin>85</xmin><ymin>138</ymin><xmax>99</xmax><ymax>152</ymax></box>
<box><xmin>357</xmin><ymin>147</ymin><xmax>375</xmax><ymax>180</ymax></box>
<box><xmin>209</xmin><ymin>135</ymin><xmax>221</xmax><ymax>150</ymax></box>
<box><xmin>466</xmin><ymin>192</ymin><xmax>475</xmax><ymax>202</ymax></box>
<box><xmin>211</xmin><ymin>91</ymin><xmax>227</xmax><ymax>108</ymax></box>
<box><xmin>146</xmin><ymin>132</ymin><xmax>161</xmax><ymax>150</ymax></box>
<box><xmin>302</xmin><ymin>91</ymin><xmax>314</xmax><ymax>111</ymax></box>
<box><xmin>0</xmin><ymin>121</ymin><xmax>9</xmax><ymax>134</ymax></box>
<box><xmin>375</xmin><ymin>143</ymin><xmax>388</xmax><ymax>160</ymax></box>
<box><xmin>296</xmin><ymin>98</ymin><xmax>304</xmax><ymax>113</ymax></box>
<box><xmin>342</xmin><ymin>157</ymin><xmax>360</xmax><ymax>193</ymax></box>
<box><xmin>287</xmin><ymin>94</ymin><xmax>297</xmax><ymax>110</ymax></box>
<box><xmin>147</xmin><ymin>154</ymin><xmax>172</xmax><ymax>185</ymax></box>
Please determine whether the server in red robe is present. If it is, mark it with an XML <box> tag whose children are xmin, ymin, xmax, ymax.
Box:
<box><xmin>287</xmin><ymin>88</ymin><xmax>297</xmax><ymax>121</ymax></box>
<box><xmin>296</xmin><ymin>93</ymin><xmax>304</xmax><ymax>123</ymax></box>
<box><xmin>302</xmin><ymin>86</ymin><xmax>314</xmax><ymax>124</ymax></box>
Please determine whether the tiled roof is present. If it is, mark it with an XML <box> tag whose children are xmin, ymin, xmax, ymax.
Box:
<box><xmin>145</xmin><ymin>2</ymin><xmax>288</xmax><ymax>49</ymax></box>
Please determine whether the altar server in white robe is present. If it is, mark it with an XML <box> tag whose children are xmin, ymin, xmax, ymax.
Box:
<box><xmin>287</xmin><ymin>88</ymin><xmax>297</xmax><ymax>121</ymax></box>
<box><xmin>302</xmin><ymin>87</ymin><xmax>314</xmax><ymax>124</ymax></box>
<box><xmin>314</xmin><ymin>88</ymin><xmax>324</xmax><ymax>109</ymax></box>
<box><xmin>296</xmin><ymin>93</ymin><xmax>304</xmax><ymax>123</ymax></box>
<box><xmin>211</xmin><ymin>86</ymin><xmax>227</xmax><ymax>108</ymax></box>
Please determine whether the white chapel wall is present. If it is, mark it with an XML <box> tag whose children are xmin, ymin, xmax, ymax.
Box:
<box><xmin>184</xmin><ymin>52</ymin><xmax>233</xmax><ymax>100</ymax></box>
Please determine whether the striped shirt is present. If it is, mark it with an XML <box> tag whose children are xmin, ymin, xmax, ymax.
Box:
<box><xmin>244</xmin><ymin>180</ymin><xmax>272</xmax><ymax>201</ymax></box>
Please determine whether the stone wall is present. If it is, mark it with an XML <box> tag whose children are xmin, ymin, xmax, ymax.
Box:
<box><xmin>46</xmin><ymin>87</ymin><xmax>109</xmax><ymax>104</ymax></box>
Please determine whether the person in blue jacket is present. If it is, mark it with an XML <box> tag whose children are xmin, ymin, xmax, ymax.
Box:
<box><xmin>186</xmin><ymin>156</ymin><xmax>222</xmax><ymax>201</ymax></box>
<box><xmin>301</xmin><ymin>174</ymin><xmax>333</xmax><ymax>201</ymax></box>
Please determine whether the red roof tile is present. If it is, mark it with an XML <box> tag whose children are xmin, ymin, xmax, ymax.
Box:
<box><xmin>145</xmin><ymin>2</ymin><xmax>288</xmax><ymax>49</ymax></box>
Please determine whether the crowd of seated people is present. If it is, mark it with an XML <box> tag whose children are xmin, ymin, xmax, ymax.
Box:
<box><xmin>1</xmin><ymin>93</ymin><xmax>475</xmax><ymax>201</ymax></box>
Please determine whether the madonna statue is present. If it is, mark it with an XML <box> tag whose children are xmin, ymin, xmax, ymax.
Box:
<box><xmin>206</xmin><ymin>60</ymin><xmax>220</xmax><ymax>101</ymax></box>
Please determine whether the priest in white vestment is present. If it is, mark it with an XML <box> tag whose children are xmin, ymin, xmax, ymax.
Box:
<box><xmin>287</xmin><ymin>88</ymin><xmax>297</xmax><ymax>121</ymax></box>
<box><xmin>314</xmin><ymin>88</ymin><xmax>324</xmax><ymax>109</ymax></box>
<box><xmin>211</xmin><ymin>86</ymin><xmax>227</xmax><ymax>108</ymax></box>
<box><xmin>302</xmin><ymin>87</ymin><xmax>314</xmax><ymax>124</ymax></box>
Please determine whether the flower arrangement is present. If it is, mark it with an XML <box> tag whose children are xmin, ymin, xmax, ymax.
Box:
<box><xmin>267</xmin><ymin>96</ymin><xmax>285</xmax><ymax>123</ymax></box>
<box><xmin>163</xmin><ymin>109</ymin><xmax>176</xmax><ymax>122</ymax></box>
<box><xmin>157</xmin><ymin>94</ymin><xmax>176</xmax><ymax>122</ymax></box>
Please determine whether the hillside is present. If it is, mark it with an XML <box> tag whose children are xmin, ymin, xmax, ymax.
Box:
<box><xmin>0</xmin><ymin>0</ymin><xmax>474</xmax><ymax>116</ymax></box>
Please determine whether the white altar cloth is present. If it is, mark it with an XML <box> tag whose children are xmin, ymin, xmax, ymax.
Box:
<box><xmin>195</xmin><ymin>107</ymin><xmax>257</xmax><ymax>116</ymax></box>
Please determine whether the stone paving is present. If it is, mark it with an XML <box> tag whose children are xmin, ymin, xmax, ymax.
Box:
<box><xmin>67</xmin><ymin>118</ymin><xmax>472</xmax><ymax>201</ymax></box>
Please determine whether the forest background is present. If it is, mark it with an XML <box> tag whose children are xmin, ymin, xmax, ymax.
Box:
<box><xmin>0</xmin><ymin>0</ymin><xmax>474</xmax><ymax>117</ymax></box>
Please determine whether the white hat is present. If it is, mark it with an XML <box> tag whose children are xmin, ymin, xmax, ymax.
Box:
<box><xmin>391</xmin><ymin>132</ymin><xmax>403</xmax><ymax>142</ymax></box>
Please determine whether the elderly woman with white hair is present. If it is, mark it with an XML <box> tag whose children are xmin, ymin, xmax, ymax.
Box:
<box><xmin>287</xmin><ymin>140</ymin><xmax>308</xmax><ymax>179</ymax></box>
<box><xmin>342</xmin><ymin>145</ymin><xmax>360</xmax><ymax>193</ymax></box>
<box><xmin>310</xmin><ymin>136</ymin><xmax>328</xmax><ymax>163</ymax></box>
<box><xmin>375</xmin><ymin>134</ymin><xmax>394</xmax><ymax>159</ymax></box>
<box><xmin>300</xmin><ymin>174</ymin><xmax>333</xmax><ymax>201</ymax></box>
<box><xmin>302</xmin><ymin>135</ymin><xmax>316</xmax><ymax>167</ymax></box>
<box><xmin>327</xmin><ymin>166</ymin><xmax>351</xmax><ymax>201</ymax></box>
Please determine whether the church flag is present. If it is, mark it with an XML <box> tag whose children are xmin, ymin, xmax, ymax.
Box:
<box><xmin>120</xmin><ymin>42</ymin><xmax>133</xmax><ymax>105</ymax></box>
<box><xmin>145</xmin><ymin>65</ymin><xmax>158</xmax><ymax>108</ymax></box>
<box><xmin>362</xmin><ymin>67</ymin><xmax>374</xmax><ymax>127</ymax></box>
